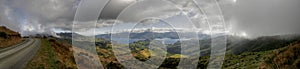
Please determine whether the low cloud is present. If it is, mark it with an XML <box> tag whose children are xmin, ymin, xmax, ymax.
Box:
<box><xmin>0</xmin><ymin>0</ymin><xmax>299</xmax><ymax>37</ymax></box>
<box><xmin>229</xmin><ymin>0</ymin><xmax>300</xmax><ymax>37</ymax></box>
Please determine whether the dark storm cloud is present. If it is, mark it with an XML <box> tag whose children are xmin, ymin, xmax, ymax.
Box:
<box><xmin>116</xmin><ymin>0</ymin><xmax>181</xmax><ymax>22</ymax></box>
<box><xmin>99</xmin><ymin>0</ymin><xmax>136</xmax><ymax>19</ymax></box>
<box><xmin>0</xmin><ymin>0</ymin><xmax>299</xmax><ymax>37</ymax></box>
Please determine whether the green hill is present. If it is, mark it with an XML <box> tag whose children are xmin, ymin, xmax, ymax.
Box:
<box><xmin>260</xmin><ymin>40</ymin><xmax>300</xmax><ymax>68</ymax></box>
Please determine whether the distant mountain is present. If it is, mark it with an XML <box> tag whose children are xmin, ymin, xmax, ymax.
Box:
<box><xmin>57</xmin><ymin>31</ymin><xmax>300</xmax><ymax>55</ymax></box>
<box><xmin>227</xmin><ymin>35</ymin><xmax>300</xmax><ymax>54</ymax></box>
<box><xmin>165</xmin><ymin>34</ymin><xmax>300</xmax><ymax>56</ymax></box>
<box><xmin>96</xmin><ymin>31</ymin><xmax>210</xmax><ymax>40</ymax></box>
<box><xmin>55</xmin><ymin>31</ymin><xmax>300</xmax><ymax>68</ymax></box>
<box><xmin>56</xmin><ymin>32</ymin><xmax>83</xmax><ymax>39</ymax></box>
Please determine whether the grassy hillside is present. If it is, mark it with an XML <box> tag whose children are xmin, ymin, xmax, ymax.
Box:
<box><xmin>26</xmin><ymin>39</ymin><xmax>77</xmax><ymax>69</ymax></box>
<box><xmin>228</xmin><ymin>36</ymin><xmax>298</xmax><ymax>54</ymax></box>
<box><xmin>260</xmin><ymin>40</ymin><xmax>300</xmax><ymax>68</ymax></box>
<box><xmin>0</xmin><ymin>26</ymin><xmax>23</xmax><ymax>48</ymax></box>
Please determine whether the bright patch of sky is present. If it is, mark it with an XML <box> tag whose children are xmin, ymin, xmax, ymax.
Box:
<box><xmin>233</xmin><ymin>0</ymin><xmax>237</xmax><ymax>3</ymax></box>
<box><xmin>52</xmin><ymin>28</ymin><xmax>72</xmax><ymax>33</ymax></box>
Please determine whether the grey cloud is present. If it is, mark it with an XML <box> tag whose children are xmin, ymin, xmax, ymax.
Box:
<box><xmin>0</xmin><ymin>0</ymin><xmax>78</xmax><ymax>36</ymax></box>
<box><xmin>1</xmin><ymin>0</ymin><xmax>299</xmax><ymax>37</ymax></box>
<box><xmin>114</xmin><ymin>0</ymin><xmax>181</xmax><ymax>22</ymax></box>
<box><xmin>10</xmin><ymin>0</ymin><xmax>77</xmax><ymax>22</ymax></box>
<box><xmin>0</xmin><ymin>0</ymin><xmax>22</xmax><ymax>32</ymax></box>
<box><xmin>230</xmin><ymin>0</ymin><xmax>300</xmax><ymax>37</ymax></box>
<box><xmin>99</xmin><ymin>0</ymin><xmax>136</xmax><ymax>19</ymax></box>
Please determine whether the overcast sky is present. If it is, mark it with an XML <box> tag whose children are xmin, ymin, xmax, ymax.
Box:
<box><xmin>0</xmin><ymin>0</ymin><xmax>300</xmax><ymax>38</ymax></box>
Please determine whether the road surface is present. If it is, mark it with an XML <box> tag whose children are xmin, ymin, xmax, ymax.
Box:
<box><xmin>0</xmin><ymin>38</ymin><xmax>41</xmax><ymax>69</ymax></box>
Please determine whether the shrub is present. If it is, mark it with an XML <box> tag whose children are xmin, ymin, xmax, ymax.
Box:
<box><xmin>0</xmin><ymin>32</ymin><xmax>7</xmax><ymax>39</ymax></box>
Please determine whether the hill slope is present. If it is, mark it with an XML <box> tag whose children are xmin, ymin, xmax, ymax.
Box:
<box><xmin>260</xmin><ymin>40</ymin><xmax>300</xmax><ymax>68</ymax></box>
<box><xmin>26</xmin><ymin>38</ymin><xmax>77</xmax><ymax>69</ymax></box>
<box><xmin>0</xmin><ymin>26</ymin><xmax>23</xmax><ymax>48</ymax></box>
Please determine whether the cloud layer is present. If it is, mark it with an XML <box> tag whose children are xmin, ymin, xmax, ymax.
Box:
<box><xmin>229</xmin><ymin>0</ymin><xmax>300</xmax><ymax>37</ymax></box>
<box><xmin>0</xmin><ymin>0</ymin><xmax>79</xmax><ymax>35</ymax></box>
<box><xmin>0</xmin><ymin>0</ymin><xmax>299</xmax><ymax>38</ymax></box>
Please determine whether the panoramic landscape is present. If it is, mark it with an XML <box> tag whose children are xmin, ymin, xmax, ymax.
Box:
<box><xmin>1</xmin><ymin>0</ymin><xmax>300</xmax><ymax>69</ymax></box>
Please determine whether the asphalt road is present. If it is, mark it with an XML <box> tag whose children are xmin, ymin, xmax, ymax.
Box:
<box><xmin>0</xmin><ymin>38</ymin><xmax>41</xmax><ymax>69</ymax></box>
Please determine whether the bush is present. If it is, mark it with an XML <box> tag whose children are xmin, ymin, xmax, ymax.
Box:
<box><xmin>0</xmin><ymin>32</ymin><xmax>7</xmax><ymax>39</ymax></box>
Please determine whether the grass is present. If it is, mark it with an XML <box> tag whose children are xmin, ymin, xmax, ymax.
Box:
<box><xmin>46</xmin><ymin>39</ymin><xmax>58</xmax><ymax>69</ymax></box>
<box><xmin>169</xmin><ymin>54</ymin><xmax>187</xmax><ymax>58</ymax></box>
<box><xmin>222</xmin><ymin>51</ymin><xmax>273</xmax><ymax>69</ymax></box>
<box><xmin>26</xmin><ymin>39</ymin><xmax>58</xmax><ymax>69</ymax></box>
